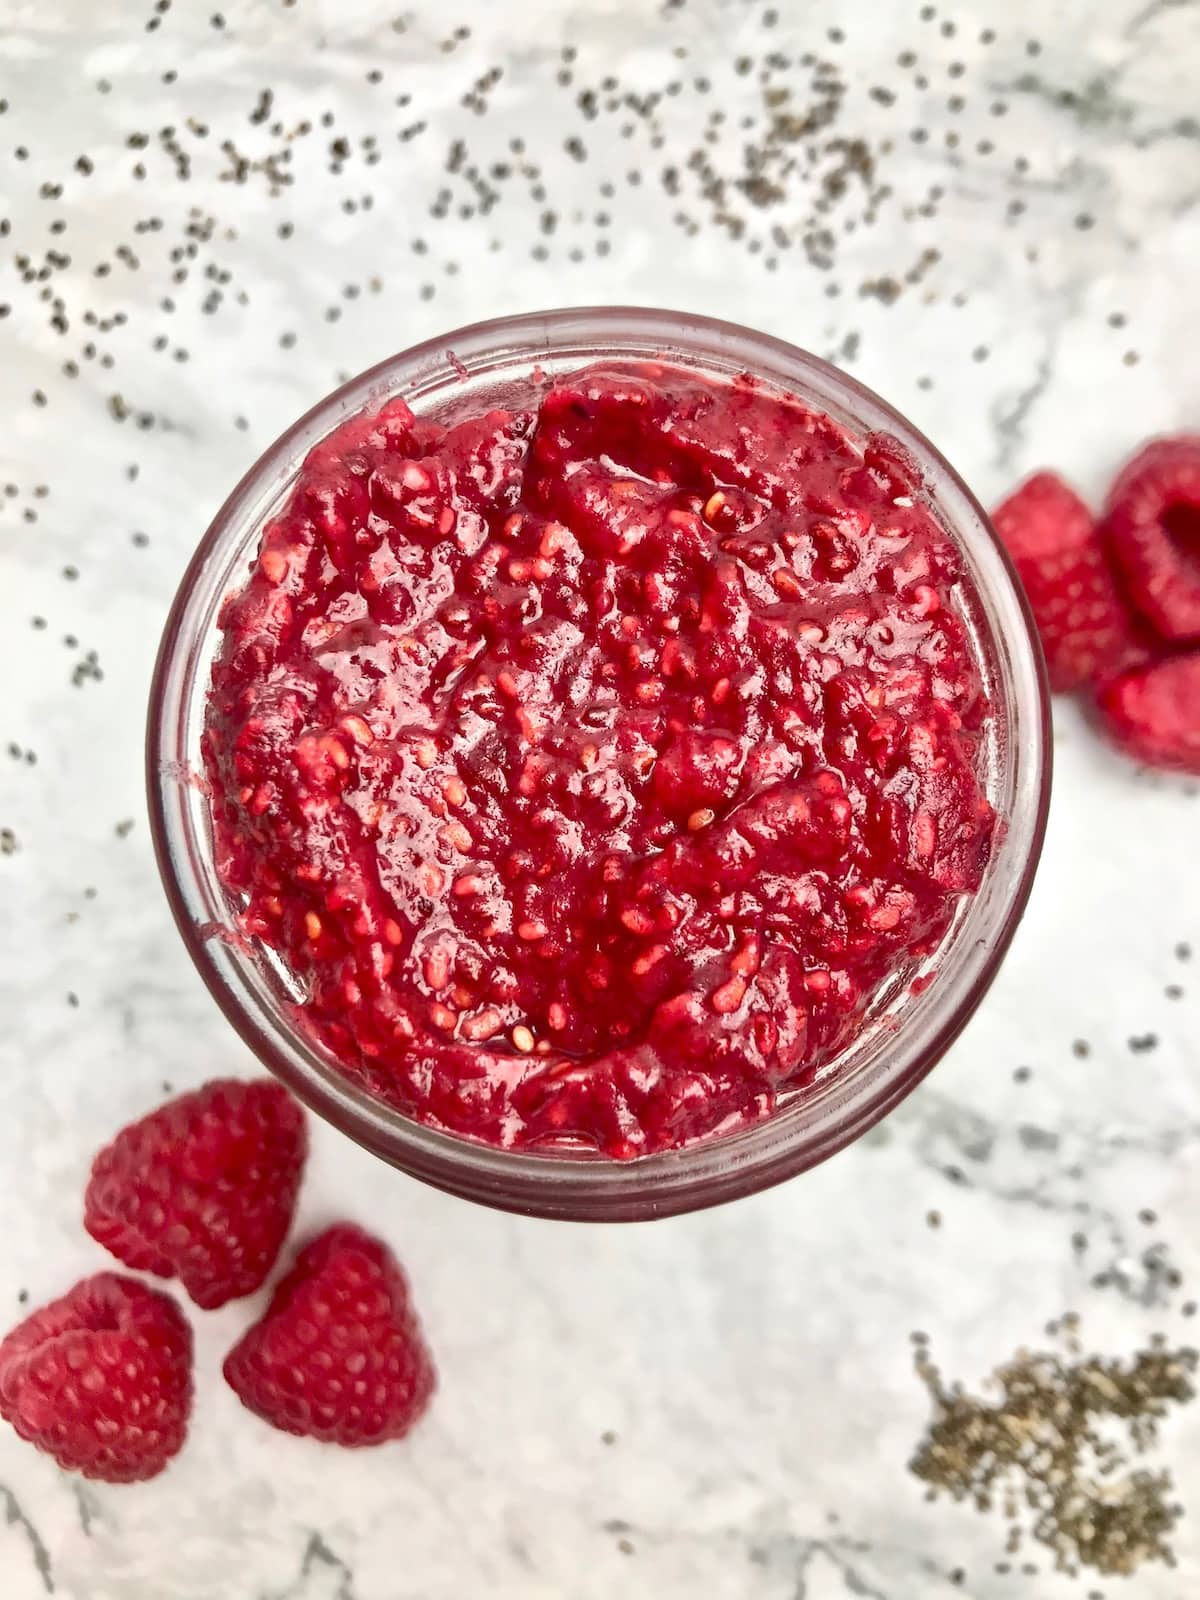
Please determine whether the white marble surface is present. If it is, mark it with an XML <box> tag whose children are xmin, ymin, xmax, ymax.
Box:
<box><xmin>1</xmin><ymin>0</ymin><xmax>1199</xmax><ymax>1594</ymax></box>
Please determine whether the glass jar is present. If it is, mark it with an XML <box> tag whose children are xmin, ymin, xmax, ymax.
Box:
<box><xmin>147</xmin><ymin>306</ymin><xmax>1050</xmax><ymax>1221</ymax></box>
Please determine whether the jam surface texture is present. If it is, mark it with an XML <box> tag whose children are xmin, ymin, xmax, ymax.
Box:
<box><xmin>205</xmin><ymin>362</ymin><xmax>994</xmax><ymax>1156</ymax></box>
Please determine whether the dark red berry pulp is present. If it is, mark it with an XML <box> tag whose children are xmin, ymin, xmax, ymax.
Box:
<box><xmin>204</xmin><ymin>362</ymin><xmax>995</xmax><ymax>1157</ymax></box>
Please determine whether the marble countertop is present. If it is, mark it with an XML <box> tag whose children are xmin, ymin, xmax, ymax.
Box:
<box><xmin>1</xmin><ymin>0</ymin><xmax>1198</xmax><ymax>1594</ymax></box>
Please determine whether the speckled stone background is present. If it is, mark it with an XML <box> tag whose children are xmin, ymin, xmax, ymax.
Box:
<box><xmin>1</xmin><ymin>1</ymin><xmax>1198</xmax><ymax>1596</ymax></box>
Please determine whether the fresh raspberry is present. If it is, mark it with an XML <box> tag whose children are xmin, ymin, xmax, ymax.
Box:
<box><xmin>85</xmin><ymin>1078</ymin><xmax>307</xmax><ymax>1310</ymax></box>
<box><xmin>1095</xmin><ymin>653</ymin><xmax>1200</xmax><ymax>774</ymax></box>
<box><xmin>0</xmin><ymin>1274</ymin><xmax>192</xmax><ymax>1482</ymax></box>
<box><xmin>1104</xmin><ymin>436</ymin><xmax>1200</xmax><ymax>643</ymax></box>
<box><xmin>223</xmin><ymin>1224</ymin><xmax>435</xmax><ymax>1446</ymax></box>
<box><xmin>991</xmin><ymin>471</ymin><xmax>1134</xmax><ymax>692</ymax></box>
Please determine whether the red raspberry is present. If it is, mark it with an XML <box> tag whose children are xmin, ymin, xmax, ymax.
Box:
<box><xmin>223</xmin><ymin>1224</ymin><xmax>435</xmax><ymax>1446</ymax></box>
<box><xmin>1104</xmin><ymin>436</ymin><xmax>1200</xmax><ymax>643</ymax></box>
<box><xmin>1095</xmin><ymin>653</ymin><xmax>1200</xmax><ymax>774</ymax></box>
<box><xmin>0</xmin><ymin>1274</ymin><xmax>192</xmax><ymax>1482</ymax></box>
<box><xmin>85</xmin><ymin>1078</ymin><xmax>307</xmax><ymax>1310</ymax></box>
<box><xmin>991</xmin><ymin>471</ymin><xmax>1135</xmax><ymax>692</ymax></box>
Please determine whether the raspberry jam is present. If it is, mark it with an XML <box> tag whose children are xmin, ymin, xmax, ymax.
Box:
<box><xmin>204</xmin><ymin>362</ymin><xmax>995</xmax><ymax>1158</ymax></box>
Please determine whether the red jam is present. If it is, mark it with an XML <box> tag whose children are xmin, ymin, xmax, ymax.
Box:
<box><xmin>205</xmin><ymin>362</ymin><xmax>995</xmax><ymax>1157</ymax></box>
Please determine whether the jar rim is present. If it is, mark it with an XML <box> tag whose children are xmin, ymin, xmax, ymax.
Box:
<box><xmin>147</xmin><ymin>305</ymin><xmax>1051</xmax><ymax>1221</ymax></box>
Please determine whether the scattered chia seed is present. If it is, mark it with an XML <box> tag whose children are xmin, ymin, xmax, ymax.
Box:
<box><xmin>910</xmin><ymin>1325</ymin><xmax>1197</xmax><ymax>1576</ymax></box>
<box><xmin>71</xmin><ymin>650</ymin><xmax>104</xmax><ymax>688</ymax></box>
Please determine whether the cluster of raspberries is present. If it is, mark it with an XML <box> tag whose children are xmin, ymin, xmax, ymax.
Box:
<box><xmin>992</xmin><ymin>435</ymin><xmax>1200</xmax><ymax>773</ymax></box>
<box><xmin>0</xmin><ymin>1079</ymin><xmax>434</xmax><ymax>1481</ymax></box>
